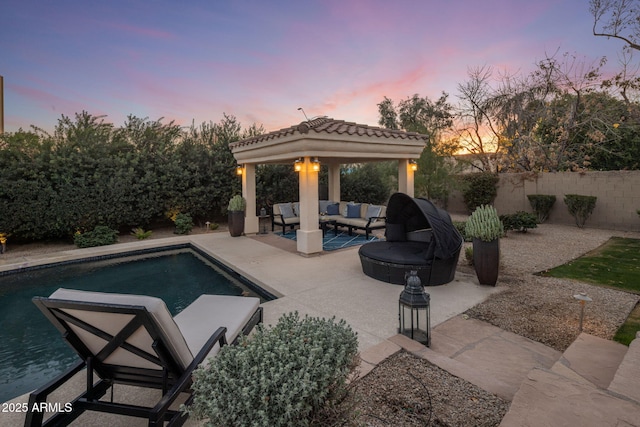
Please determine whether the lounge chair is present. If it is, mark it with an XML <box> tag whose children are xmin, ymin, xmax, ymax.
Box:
<box><xmin>358</xmin><ymin>193</ymin><xmax>462</xmax><ymax>285</ymax></box>
<box><xmin>24</xmin><ymin>288</ymin><xmax>262</xmax><ymax>427</ymax></box>
<box><xmin>271</xmin><ymin>202</ymin><xmax>300</xmax><ymax>235</ymax></box>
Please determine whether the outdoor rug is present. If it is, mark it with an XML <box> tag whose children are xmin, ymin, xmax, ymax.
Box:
<box><xmin>275</xmin><ymin>230</ymin><xmax>380</xmax><ymax>251</ymax></box>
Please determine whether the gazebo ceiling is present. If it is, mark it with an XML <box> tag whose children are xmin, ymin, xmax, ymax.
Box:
<box><xmin>230</xmin><ymin>117</ymin><xmax>427</xmax><ymax>165</ymax></box>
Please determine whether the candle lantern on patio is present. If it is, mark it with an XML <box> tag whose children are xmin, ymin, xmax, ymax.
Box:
<box><xmin>398</xmin><ymin>270</ymin><xmax>431</xmax><ymax>346</ymax></box>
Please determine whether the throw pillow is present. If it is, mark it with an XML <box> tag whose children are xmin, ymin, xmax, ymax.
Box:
<box><xmin>366</xmin><ymin>205</ymin><xmax>382</xmax><ymax>220</ymax></box>
<box><xmin>319</xmin><ymin>200</ymin><xmax>333</xmax><ymax>213</ymax></box>
<box><xmin>279</xmin><ymin>203</ymin><xmax>295</xmax><ymax>218</ymax></box>
<box><xmin>342</xmin><ymin>202</ymin><xmax>354</xmax><ymax>217</ymax></box>
<box><xmin>346</xmin><ymin>203</ymin><xmax>362</xmax><ymax>218</ymax></box>
<box><xmin>326</xmin><ymin>203</ymin><xmax>340</xmax><ymax>215</ymax></box>
<box><xmin>293</xmin><ymin>202</ymin><xmax>300</xmax><ymax>216</ymax></box>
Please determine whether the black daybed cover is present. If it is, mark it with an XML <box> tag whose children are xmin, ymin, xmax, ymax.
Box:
<box><xmin>385</xmin><ymin>192</ymin><xmax>462</xmax><ymax>260</ymax></box>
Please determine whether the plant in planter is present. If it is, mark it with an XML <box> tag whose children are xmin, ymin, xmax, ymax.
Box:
<box><xmin>227</xmin><ymin>195</ymin><xmax>247</xmax><ymax>237</ymax></box>
<box><xmin>465</xmin><ymin>205</ymin><xmax>503</xmax><ymax>286</ymax></box>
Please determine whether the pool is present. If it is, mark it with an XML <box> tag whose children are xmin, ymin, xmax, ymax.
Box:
<box><xmin>0</xmin><ymin>246</ymin><xmax>272</xmax><ymax>403</ymax></box>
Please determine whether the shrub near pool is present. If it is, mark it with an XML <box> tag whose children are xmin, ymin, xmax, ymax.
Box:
<box><xmin>187</xmin><ymin>312</ymin><xmax>358</xmax><ymax>427</ymax></box>
<box><xmin>73</xmin><ymin>225</ymin><xmax>118</xmax><ymax>248</ymax></box>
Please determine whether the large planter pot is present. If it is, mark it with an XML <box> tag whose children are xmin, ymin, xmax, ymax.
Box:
<box><xmin>228</xmin><ymin>211</ymin><xmax>245</xmax><ymax>237</ymax></box>
<box><xmin>472</xmin><ymin>238</ymin><xmax>500</xmax><ymax>286</ymax></box>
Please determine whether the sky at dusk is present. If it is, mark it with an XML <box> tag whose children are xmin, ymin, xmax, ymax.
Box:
<box><xmin>1</xmin><ymin>0</ymin><xmax>633</xmax><ymax>134</ymax></box>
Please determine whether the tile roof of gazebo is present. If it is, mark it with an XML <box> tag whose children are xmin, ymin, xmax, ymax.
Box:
<box><xmin>230</xmin><ymin>117</ymin><xmax>427</xmax><ymax>164</ymax></box>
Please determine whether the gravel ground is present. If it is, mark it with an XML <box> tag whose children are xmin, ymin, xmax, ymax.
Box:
<box><xmin>345</xmin><ymin>222</ymin><xmax>640</xmax><ymax>426</ymax></box>
<box><xmin>346</xmin><ymin>351</ymin><xmax>509</xmax><ymax>426</ymax></box>
<box><xmin>462</xmin><ymin>222</ymin><xmax>640</xmax><ymax>351</ymax></box>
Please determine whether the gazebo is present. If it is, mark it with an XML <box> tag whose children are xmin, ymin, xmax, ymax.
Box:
<box><xmin>230</xmin><ymin>117</ymin><xmax>428</xmax><ymax>255</ymax></box>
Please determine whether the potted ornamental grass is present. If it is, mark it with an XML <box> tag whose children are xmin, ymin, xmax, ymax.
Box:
<box><xmin>228</xmin><ymin>195</ymin><xmax>247</xmax><ymax>237</ymax></box>
<box><xmin>465</xmin><ymin>204</ymin><xmax>503</xmax><ymax>286</ymax></box>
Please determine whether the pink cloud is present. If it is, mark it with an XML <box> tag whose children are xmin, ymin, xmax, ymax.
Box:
<box><xmin>9</xmin><ymin>83</ymin><xmax>103</xmax><ymax>119</ymax></box>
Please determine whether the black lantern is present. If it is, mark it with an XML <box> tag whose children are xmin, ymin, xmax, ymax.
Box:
<box><xmin>398</xmin><ymin>270</ymin><xmax>431</xmax><ymax>346</ymax></box>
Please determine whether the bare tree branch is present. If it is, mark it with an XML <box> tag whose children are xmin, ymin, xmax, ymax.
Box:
<box><xmin>590</xmin><ymin>0</ymin><xmax>640</xmax><ymax>51</ymax></box>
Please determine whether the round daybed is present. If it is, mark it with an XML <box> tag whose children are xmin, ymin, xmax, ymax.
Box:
<box><xmin>359</xmin><ymin>193</ymin><xmax>463</xmax><ymax>286</ymax></box>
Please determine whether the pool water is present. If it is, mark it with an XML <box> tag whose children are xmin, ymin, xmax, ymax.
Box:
<box><xmin>0</xmin><ymin>249</ymin><xmax>260</xmax><ymax>403</ymax></box>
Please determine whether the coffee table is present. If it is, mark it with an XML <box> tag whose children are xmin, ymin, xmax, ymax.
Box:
<box><xmin>319</xmin><ymin>219</ymin><xmax>338</xmax><ymax>237</ymax></box>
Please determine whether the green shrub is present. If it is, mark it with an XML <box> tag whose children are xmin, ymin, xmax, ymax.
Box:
<box><xmin>527</xmin><ymin>194</ymin><xmax>556</xmax><ymax>223</ymax></box>
<box><xmin>257</xmin><ymin>164</ymin><xmax>300</xmax><ymax>209</ymax></box>
<box><xmin>465</xmin><ymin>205</ymin><xmax>503</xmax><ymax>242</ymax></box>
<box><xmin>500</xmin><ymin>211</ymin><xmax>538</xmax><ymax>233</ymax></box>
<box><xmin>227</xmin><ymin>195</ymin><xmax>246</xmax><ymax>212</ymax></box>
<box><xmin>453</xmin><ymin>220</ymin><xmax>471</xmax><ymax>242</ymax></box>
<box><xmin>0</xmin><ymin>113</ymin><xmax>247</xmax><ymax>241</ymax></box>
<box><xmin>186</xmin><ymin>312</ymin><xmax>358</xmax><ymax>427</ymax></box>
<box><xmin>460</xmin><ymin>172</ymin><xmax>499</xmax><ymax>212</ymax></box>
<box><xmin>74</xmin><ymin>225</ymin><xmax>118</xmax><ymax>248</ymax></box>
<box><xmin>564</xmin><ymin>194</ymin><xmax>597</xmax><ymax>228</ymax></box>
<box><xmin>465</xmin><ymin>246</ymin><xmax>474</xmax><ymax>265</ymax></box>
<box><xmin>173</xmin><ymin>213</ymin><xmax>193</xmax><ymax>235</ymax></box>
<box><xmin>340</xmin><ymin>163</ymin><xmax>391</xmax><ymax>205</ymax></box>
<box><xmin>131</xmin><ymin>227</ymin><xmax>152</xmax><ymax>240</ymax></box>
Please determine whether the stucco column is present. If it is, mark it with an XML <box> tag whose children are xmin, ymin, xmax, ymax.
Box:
<box><xmin>328</xmin><ymin>163</ymin><xmax>341</xmax><ymax>202</ymax></box>
<box><xmin>296</xmin><ymin>157</ymin><xmax>322</xmax><ymax>254</ymax></box>
<box><xmin>398</xmin><ymin>159</ymin><xmax>415</xmax><ymax>197</ymax></box>
<box><xmin>242</xmin><ymin>163</ymin><xmax>259</xmax><ymax>234</ymax></box>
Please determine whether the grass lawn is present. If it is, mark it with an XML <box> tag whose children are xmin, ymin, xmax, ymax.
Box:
<box><xmin>539</xmin><ymin>237</ymin><xmax>640</xmax><ymax>345</ymax></box>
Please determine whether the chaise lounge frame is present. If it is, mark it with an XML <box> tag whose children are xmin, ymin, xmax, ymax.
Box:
<box><xmin>24</xmin><ymin>290</ymin><xmax>262</xmax><ymax>427</ymax></box>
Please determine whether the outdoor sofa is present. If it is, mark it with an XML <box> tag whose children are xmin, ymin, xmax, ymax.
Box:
<box><xmin>272</xmin><ymin>201</ymin><xmax>386</xmax><ymax>239</ymax></box>
<box><xmin>25</xmin><ymin>288</ymin><xmax>262</xmax><ymax>427</ymax></box>
<box><xmin>358</xmin><ymin>193</ymin><xmax>462</xmax><ymax>286</ymax></box>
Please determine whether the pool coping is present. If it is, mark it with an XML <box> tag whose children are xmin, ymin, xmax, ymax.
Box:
<box><xmin>0</xmin><ymin>240</ymin><xmax>279</xmax><ymax>301</ymax></box>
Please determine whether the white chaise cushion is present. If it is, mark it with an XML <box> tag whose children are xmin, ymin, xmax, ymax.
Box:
<box><xmin>174</xmin><ymin>295</ymin><xmax>260</xmax><ymax>360</ymax></box>
<box><xmin>49</xmin><ymin>288</ymin><xmax>194</xmax><ymax>371</ymax></box>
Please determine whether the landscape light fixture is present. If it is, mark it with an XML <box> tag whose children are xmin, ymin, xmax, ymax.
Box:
<box><xmin>236</xmin><ymin>164</ymin><xmax>244</xmax><ymax>176</ymax></box>
<box><xmin>409</xmin><ymin>159</ymin><xmax>418</xmax><ymax>171</ymax></box>
<box><xmin>573</xmin><ymin>292</ymin><xmax>592</xmax><ymax>332</ymax></box>
<box><xmin>399</xmin><ymin>270</ymin><xmax>431</xmax><ymax>346</ymax></box>
<box><xmin>294</xmin><ymin>158</ymin><xmax>303</xmax><ymax>172</ymax></box>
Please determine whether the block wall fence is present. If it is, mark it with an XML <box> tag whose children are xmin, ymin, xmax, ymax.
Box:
<box><xmin>446</xmin><ymin>170</ymin><xmax>640</xmax><ymax>232</ymax></box>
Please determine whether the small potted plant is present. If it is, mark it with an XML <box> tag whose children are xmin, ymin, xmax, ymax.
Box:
<box><xmin>465</xmin><ymin>205</ymin><xmax>503</xmax><ymax>286</ymax></box>
<box><xmin>228</xmin><ymin>195</ymin><xmax>246</xmax><ymax>237</ymax></box>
